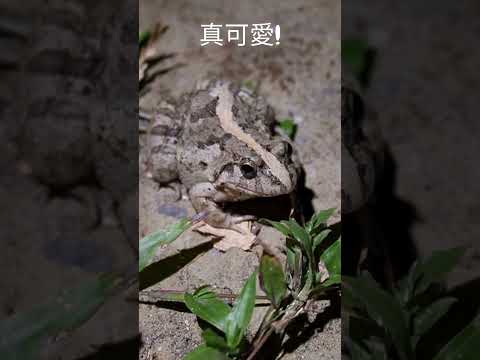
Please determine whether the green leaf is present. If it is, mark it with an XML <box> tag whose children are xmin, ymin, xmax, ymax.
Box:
<box><xmin>347</xmin><ymin>339</ymin><xmax>372</xmax><ymax>360</ymax></box>
<box><xmin>139</xmin><ymin>218</ymin><xmax>192</xmax><ymax>271</ymax></box>
<box><xmin>342</xmin><ymin>282</ymin><xmax>357</xmax><ymax>312</ymax></box>
<box><xmin>184</xmin><ymin>288</ymin><xmax>231</xmax><ymax>333</ymax></box>
<box><xmin>313</xmin><ymin>229</ymin><xmax>332</xmax><ymax>252</ymax></box>
<box><xmin>0</xmin><ymin>273</ymin><xmax>122</xmax><ymax>359</ymax></box>
<box><xmin>225</xmin><ymin>271</ymin><xmax>257</xmax><ymax>349</ymax></box>
<box><xmin>432</xmin><ymin>316</ymin><xmax>480</xmax><ymax>360</ymax></box>
<box><xmin>287</xmin><ymin>220</ymin><xmax>310</xmax><ymax>248</ymax></box>
<box><xmin>307</xmin><ymin>208</ymin><xmax>336</xmax><ymax>233</ymax></box>
<box><xmin>320</xmin><ymin>237</ymin><xmax>341</xmax><ymax>277</ymax></box>
<box><xmin>139</xmin><ymin>30</ymin><xmax>151</xmax><ymax>48</ymax></box>
<box><xmin>278</xmin><ymin>118</ymin><xmax>297</xmax><ymax>139</ymax></box>
<box><xmin>412</xmin><ymin>297</ymin><xmax>457</xmax><ymax>347</ymax></box>
<box><xmin>201</xmin><ymin>328</ymin><xmax>229</xmax><ymax>352</ymax></box>
<box><xmin>343</xmin><ymin>275</ymin><xmax>412</xmax><ymax>360</ymax></box>
<box><xmin>262</xmin><ymin>219</ymin><xmax>292</xmax><ymax>238</ymax></box>
<box><xmin>396</xmin><ymin>260</ymin><xmax>420</xmax><ymax>304</ymax></box>
<box><xmin>414</xmin><ymin>247</ymin><xmax>465</xmax><ymax>296</ymax></box>
<box><xmin>184</xmin><ymin>345</ymin><xmax>230</xmax><ymax>360</ymax></box>
<box><xmin>286</xmin><ymin>241</ymin><xmax>303</xmax><ymax>292</ymax></box>
<box><xmin>259</xmin><ymin>255</ymin><xmax>287</xmax><ymax>307</ymax></box>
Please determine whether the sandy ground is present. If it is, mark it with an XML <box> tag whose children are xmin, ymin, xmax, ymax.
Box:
<box><xmin>139</xmin><ymin>0</ymin><xmax>341</xmax><ymax>359</ymax></box>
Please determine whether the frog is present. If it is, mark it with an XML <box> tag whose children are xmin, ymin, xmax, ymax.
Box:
<box><xmin>144</xmin><ymin>79</ymin><xmax>301</xmax><ymax>230</ymax></box>
<box><xmin>341</xmin><ymin>72</ymin><xmax>397</xmax><ymax>285</ymax></box>
<box><xmin>341</xmin><ymin>74</ymin><xmax>384</xmax><ymax>214</ymax></box>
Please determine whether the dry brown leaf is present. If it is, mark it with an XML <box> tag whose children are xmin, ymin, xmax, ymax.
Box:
<box><xmin>194</xmin><ymin>221</ymin><xmax>256</xmax><ymax>252</ymax></box>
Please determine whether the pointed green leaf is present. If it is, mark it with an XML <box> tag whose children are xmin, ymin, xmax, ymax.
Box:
<box><xmin>225</xmin><ymin>271</ymin><xmax>257</xmax><ymax>349</ymax></box>
<box><xmin>432</xmin><ymin>316</ymin><xmax>480</xmax><ymax>360</ymax></box>
<box><xmin>259</xmin><ymin>255</ymin><xmax>287</xmax><ymax>307</ymax></box>
<box><xmin>412</xmin><ymin>297</ymin><xmax>457</xmax><ymax>347</ymax></box>
<box><xmin>343</xmin><ymin>275</ymin><xmax>412</xmax><ymax>360</ymax></box>
<box><xmin>263</xmin><ymin>219</ymin><xmax>292</xmax><ymax>237</ymax></box>
<box><xmin>286</xmin><ymin>241</ymin><xmax>303</xmax><ymax>292</ymax></box>
<box><xmin>320</xmin><ymin>238</ymin><xmax>341</xmax><ymax>277</ymax></box>
<box><xmin>139</xmin><ymin>218</ymin><xmax>192</xmax><ymax>271</ymax></box>
<box><xmin>397</xmin><ymin>261</ymin><xmax>420</xmax><ymax>304</ymax></box>
<box><xmin>310</xmin><ymin>208</ymin><xmax>336</xmax><ymax>231</ymax></box>
<box><xmin>184</xmin><ymin>345</ymin><xmax>230</xmax><ymax>360</ymax></box>
<box><xmin>286</xmin><ymin>244</ymin><xmax>299</xmax><ymax>272</ymax></box>
<box><xmin>414</xmin><ymin>247</ymin><xmax>465</xmax><ymax>296</ymax></box>
<box><xmin>313</xmin><ymin>229</ymin><xmax>331</xmax><ymax>252</ymax></box>
<box><xmin>201</xmin><ymin>328</ymin><xmax>229</xmax><ymax>352</ymax></box>
<box><xmin>184</xmin><ymin>289</ymin><xmax>231</xmax><ymax>333</ymax></box>
<box><xmin>287</xmin><ymin>220</ymin><xmax>311</xmax><ymax>249</ymax></box>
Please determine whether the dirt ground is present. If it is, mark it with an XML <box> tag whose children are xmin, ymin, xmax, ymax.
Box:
<box><xmin>139</xmin><ymin>0</ymin><xmax>341</xmax><ymax>359</ymax></box>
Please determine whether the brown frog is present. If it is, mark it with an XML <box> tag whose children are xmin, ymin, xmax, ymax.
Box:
<box><xmin>145</xmin><ymin>79</ymin><xmax>301</xmax><ymax>230</ymax></box>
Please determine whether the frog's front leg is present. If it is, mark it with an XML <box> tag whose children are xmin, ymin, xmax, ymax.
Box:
<box><xmin>189</xmin><ymin>183</ymin><xmax>256</xmax><ymax>230</ymax></box>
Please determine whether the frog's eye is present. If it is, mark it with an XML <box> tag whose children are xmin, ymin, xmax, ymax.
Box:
<box><xmin>240</xmin><ymin>164</ymin><xmax>257</xmax><ymax>179</ymax></box>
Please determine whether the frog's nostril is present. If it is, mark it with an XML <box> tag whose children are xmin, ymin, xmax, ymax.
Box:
<box><xmin>240</xmin><ymin>164</ymin><xmax>257</xmax><ymax>179</ymax></box>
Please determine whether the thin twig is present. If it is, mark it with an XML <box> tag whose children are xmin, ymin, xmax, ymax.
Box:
<box><xmin>139</xmin><ymin>289</ymin><xmax>270</xmax><ymax>303</ymax></box>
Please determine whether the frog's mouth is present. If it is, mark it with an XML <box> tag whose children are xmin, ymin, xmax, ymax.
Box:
<box><xmin>217</xmin><ymin>182</ymin><xmax>283</xmax><ymax>199</ymax></box>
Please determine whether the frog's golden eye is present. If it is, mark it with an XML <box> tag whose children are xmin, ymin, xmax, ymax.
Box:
<box><xmin>240</xmin><ymin>164</ymin><xmax>257</xmax><ymax>179</ymax></box>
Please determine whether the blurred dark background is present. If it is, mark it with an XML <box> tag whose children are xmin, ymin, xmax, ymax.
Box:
<box><xmin>0</xmin><ymin>1</ymin><xmax>138</xmax><ymax>358</ymax></box>
<box><xmin>342</xmin><ymin>0</ymin><xmax>480</xmax><ymax>357</ymax></box>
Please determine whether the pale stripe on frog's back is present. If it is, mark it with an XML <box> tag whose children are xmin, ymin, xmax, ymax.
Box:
<box><xmin>210</xmin><ymin>82</ymin><xmax>293</xmax><ymax>189</ymax></box>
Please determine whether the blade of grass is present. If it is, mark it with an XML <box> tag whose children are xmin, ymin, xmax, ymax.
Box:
<box><xmin>432</xmin><ymin>316</ymin><xmax>480</xmax><ymax>360</ymax></box>
<box><xmin>259</xmin><ymin>255</ymin><xmax>287</xmax><ymax>307</ymax></box>
<box><xmin>139</xmin><ymin>216</ymin><xmax>197</xmax><ymax>271</ymax></box>
<box><xmin>184</xmin><ymin>288</ymin><xmax>231</xmax><ymax>333</ymax></box>
<box><xmin>226</xmin><ymin>271</ymin><xmax>257</xmax><ymax>349</ymax></box>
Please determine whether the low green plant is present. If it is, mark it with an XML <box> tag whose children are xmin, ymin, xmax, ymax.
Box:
<box><xmin>181</xmin><ymin>209</ymin><xmax>341</xmax><ymax>359</ymax></box>
<box><xmin>343</xmin><ymin>247</ymin><xmax>480</xmax><ymax>360</ymax></box>
<box><xmin>139</xmin><ymin>217</ymin><xmax>195</xmax><ymax>271</ymax></box>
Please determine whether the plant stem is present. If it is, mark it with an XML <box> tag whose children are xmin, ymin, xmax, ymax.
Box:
<box><xmin>246</xmin><ymin>327</ymin><xmax>275</xmax><ymax>360</ymax></box>
<box><xmin>139</xmin><ymin>289</ymin><xmax>270</xmax><ymax>303</ymax></box>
